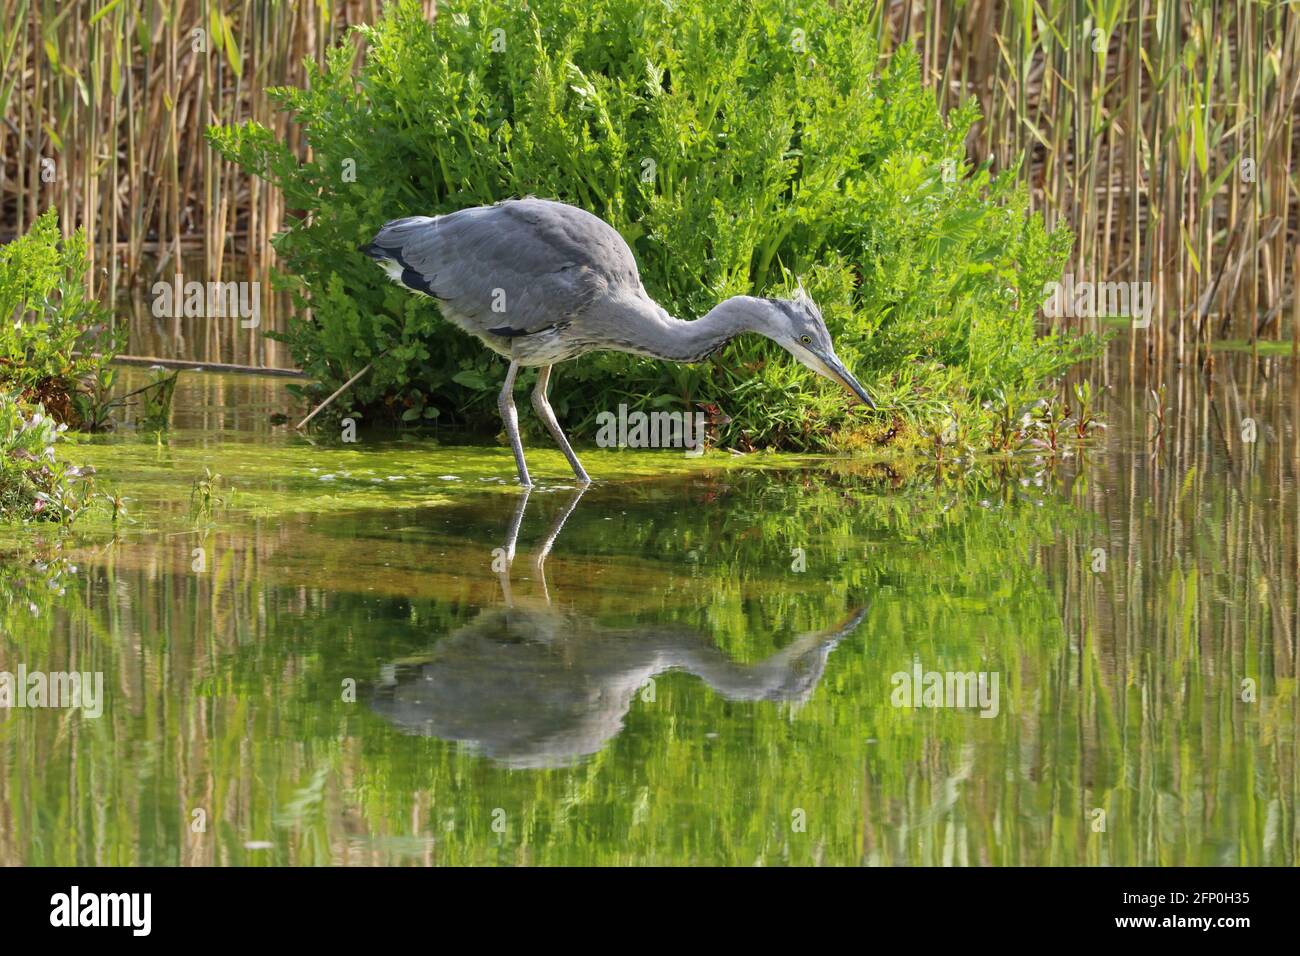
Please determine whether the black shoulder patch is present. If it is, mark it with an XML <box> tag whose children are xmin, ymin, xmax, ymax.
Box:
<box><xmin>487</xmin><ymin>323</ymin><xmax>556</xmax><ymax>338</ymax></box>
<box><xmin>401</xmin><ymin>268</ymin><xmax>436</xmax><ymax>296</ymax></box>
<box><xmin>361</xmin><ymin>242</ymin><xmax>401</xmax><ymax>261</ymax></box>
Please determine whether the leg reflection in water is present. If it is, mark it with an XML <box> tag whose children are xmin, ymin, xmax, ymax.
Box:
<box><xmin>497</xmin><ymin>484</ymin><xmax>586</xmax><ymax>606</ymax></box>
<box><xmin>372</xmin><ymin>486</ymin><xmax>866</xmax><ymax>767</ymax></box>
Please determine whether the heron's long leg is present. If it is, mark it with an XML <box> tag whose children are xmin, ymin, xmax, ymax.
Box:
<box><xmin>531</xmin><ymin>365</ymin><xmax>592</xmax><ymax>484</ymax></box>
<box><xmin>498</xmin><ymin>360</ymin><xmax>531</xmax><ymax>487</ymax></box>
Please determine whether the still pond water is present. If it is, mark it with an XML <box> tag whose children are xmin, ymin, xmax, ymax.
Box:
<box><xmin>1</xmin><ymin>351</ymin><xmax>1297</xmax><ymax>865</ymax></box>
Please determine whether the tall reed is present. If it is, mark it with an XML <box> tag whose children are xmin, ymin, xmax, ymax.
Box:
<box><xmin>0</xmin><ymin>1</ymin><xmax>434</xmax><ymax>303</ymax></box>
<box><xmin>880</xmin><ymin>0</ymin><xmax>1299</xmax><ymax>373</ymax></box>
<box><xmin>2</xmin><ymin>1</ymin><xmax>1296</xmax><ymax>371</ymax></box>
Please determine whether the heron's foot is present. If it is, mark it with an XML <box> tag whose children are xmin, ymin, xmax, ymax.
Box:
<box><xmin>566</xmin><ymin>450</ymin><xmax>592</xmax><ymax>485</ymax></box>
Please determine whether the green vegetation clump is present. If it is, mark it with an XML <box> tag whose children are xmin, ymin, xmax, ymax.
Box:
<box><xmin>0</xmin><ymin>208</ymin><xmax>121</xmax><ymax>430</ymax></box>
<box><xmin>0</xmin><ymin>394</ymin><xmax>97</xmax><ymax>523</ymax></box>
<box><xmin>212</xmin><ymin>0</ymin><xmax>1095</xmax><ymax>449</ymax></box>
<box><xmin>0</xmin><ymin>210</ymin><xmax>118</xmax><ymax>523</ymax></box>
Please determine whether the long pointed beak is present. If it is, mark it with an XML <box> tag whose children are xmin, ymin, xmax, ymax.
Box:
<box><xmin>819</xmin><ymin>351</ymin><xmax>876</xmax><ymax>410</ymax></box>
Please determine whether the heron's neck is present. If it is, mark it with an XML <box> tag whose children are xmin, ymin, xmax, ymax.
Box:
<box><xmin>631</xmin><ymin>296</ymin><xmax>763</xmax><ymax>363</ymax></box>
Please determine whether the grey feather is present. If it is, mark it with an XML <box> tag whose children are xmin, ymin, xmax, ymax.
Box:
<box><xmin>366</xmin><ymin>199</ymin><xmax>641</xmax><ymax>345</ymax></box>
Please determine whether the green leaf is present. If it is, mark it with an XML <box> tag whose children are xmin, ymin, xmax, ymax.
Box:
<box><xmin>221</xmin><ymin>13</ymin><xmax>242</xmax><ymax>78</ymax></box>
<box><xmin>89</xmin><ymin>0</ymin><xmax>125</xmax><ymax>27</ymax></box>
<box><xmin>452</xmin><ymin>369</ymin><xmax>489</xmax><ymax>390</ymax></box>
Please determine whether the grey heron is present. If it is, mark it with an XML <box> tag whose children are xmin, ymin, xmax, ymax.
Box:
<box><xmin>362</xmin><ymin>197</ymin><xmax>875</xmax><ymax>486</ymax></box>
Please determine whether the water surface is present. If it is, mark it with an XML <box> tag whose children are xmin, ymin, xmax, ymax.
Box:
<box><xmin>0</xmin><ymin>355</ymin><xmax>1296</xmax><ymax>866</ymax></box>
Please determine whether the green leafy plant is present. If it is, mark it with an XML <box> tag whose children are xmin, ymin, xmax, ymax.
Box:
<box><xmin>0</xmin><ymin>208</ymin><xmax>122</xmax><ymax>430</ymax></box>
<box><xmin>211</xmin><ymin>0</ymin><xmax>1096</xmax><ymax>451</ymax></box>
<box><xmin>190</xmin><ymin>467</ymin><xmax>225</xmax><ymax>522</ymax></box>
<box><xmin>0</xmin><ymin>393</ymin><xmax>97</xmax><ymax>523</ymax></box>
<box><xmin>986</xmin><ymin>386</ymin><xmax>1031</xmax><ymax>454</ymax></box>
<box><xmin>1026</xmin><ymin>394</ymin><xmax>1067</xmax><ymax>456</ymax></box>
<box><xmin>124</xmin><ymin>367</ymin><xmax>181</xmax><ymax>433</ymax></box>
<box><xmin>1067</xmin><ymin>380</ymin><xmax>1104</xmax><ymax>441</ymax></box>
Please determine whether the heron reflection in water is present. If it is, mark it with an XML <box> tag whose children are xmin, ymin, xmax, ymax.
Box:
<box><xmin>370</xmin><ymin>488</ymin><xmax>866</xmax><ymax>768</ymax></box>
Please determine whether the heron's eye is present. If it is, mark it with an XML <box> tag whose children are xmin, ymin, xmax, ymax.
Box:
<box><xmin>799</xmin><ymin>334</ymin><xmax>813</xmax><ymax>345</ymax></box>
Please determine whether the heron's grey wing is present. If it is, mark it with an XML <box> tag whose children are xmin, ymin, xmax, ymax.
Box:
<box><xmin>369</xmin><ymin>199</ymin><xmax>642</xmax><ymax>337</ymax></box>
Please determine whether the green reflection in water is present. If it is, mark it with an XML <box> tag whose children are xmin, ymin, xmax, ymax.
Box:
<box><xmin>0</xmin><ymin>366</ymin><xmax>1296</xmax><ymax>866</ymax></box>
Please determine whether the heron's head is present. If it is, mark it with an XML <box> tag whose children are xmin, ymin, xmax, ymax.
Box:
<box><xmin>760</xmin><ymin>288</ymin><xmax>876</xmax><ymax>410</ymax></box>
